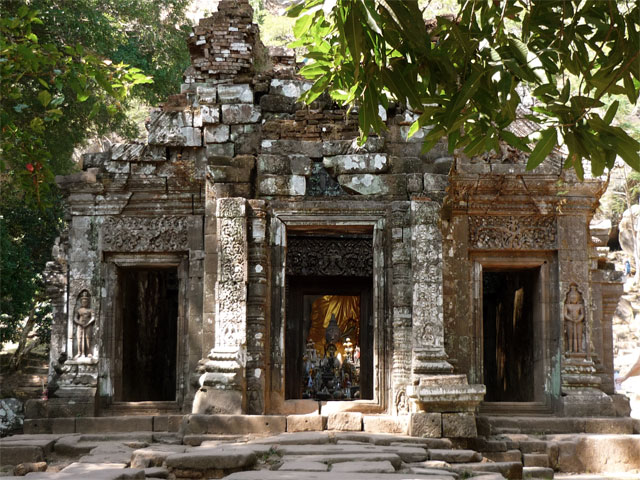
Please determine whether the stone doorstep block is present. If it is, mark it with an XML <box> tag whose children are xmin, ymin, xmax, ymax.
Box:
<box><xmin>584</xmin><ymin>417</ymin><xmax>633</xmax><ymax>434</ymax></box>
<box><xmin>327</xmin><ymin>412</ymin><xmax>363</xmax><ymax>431</ymax></box>
<box><xmin>183</xmin><ymin>415</ymin><xmax>286</xmax><ymax>435</ymax></box>
<box><xmin>442</xmin><ymin>413</ymin><xmax>477</xmax><ymax>438</ymax></box>
<box><xmin>523</xmin><ymin>453</ymin><xmax>549</xmax><ymax>468</ymax></box>
<box><xmin>0</xmin><ymin>445</ymin><xmax>45</xmax><ymax>465</ymax></box>
<box><xmin>287</xmin><ymin>415</ymin><xmax>324</xmax><ymax>432</ymax></box>
<box><xmin>153</xmin><ymin>415</ymin><xmax>183</xmax><ymax>432</ymax></box>
<box><xmin>75</xmin><ymin>416</ymin><xmax>153</xmax><ymax>433</ymax></box>
<box><xmin>523</xmin><ymin>466</ymin><xmax>554</xmax><ymax>480</ymax></box>
<box><xmin>23</xmin><ymin>419</ymin><xmax>52</xmax><ymax>434</ymax></box>
<box><xmin>453</xmin><ymin>461</ymin><xmax>523</xmax><ymax>480</ymax></box>
<box><xmin>482</xmin><ymin>449</ymin><xmax>522</xmax><ymax>463</ymax></box>
<box><xmin>409</xmin><ymin>412</ymin><xmax>442</xmax><ymax>438</ymax></box>
<box><xmin>363</xmin><ymin>415</ymin><xmax>408</xmax><ymax>435</ymax></box>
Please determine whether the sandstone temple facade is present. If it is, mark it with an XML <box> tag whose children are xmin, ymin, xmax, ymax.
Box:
<box><xmin>37</xmin><ymin>0</ymin><xmax>626</xmax><ymax>436</ymax></box>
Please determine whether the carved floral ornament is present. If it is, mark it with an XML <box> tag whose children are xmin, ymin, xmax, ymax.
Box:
<box><xmin>102</xmin><ymin>216</ymin><xmax>190</xmax><ymax>252</ymax></box>
<box><xmin>469</xmin><ymin>215</ymin><xmax>556</xmax><ymax>250</ymax></box>
<box><xmin>286</xmin><ymin>237</ymin><xmax>373</xmax><ymax>277</ymax></box>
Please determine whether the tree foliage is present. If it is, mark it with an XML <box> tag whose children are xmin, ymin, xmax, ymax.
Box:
<box><xmin>288</xmin><ymin>0</ymin><xmax>640</xmax><ymax>178</ymax></box>
<box><xmin>0</xmin><ymin>1</ymin><xmax>190</xmax><ymax>352</ymax></box>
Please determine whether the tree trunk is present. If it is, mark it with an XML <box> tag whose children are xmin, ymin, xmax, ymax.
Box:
<box><xmin>8</xmin><ymin>308</ymin><xmax>39</xmax><ymax>372</ymax></box>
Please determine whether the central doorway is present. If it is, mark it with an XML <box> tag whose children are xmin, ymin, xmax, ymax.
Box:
<box><xmin>285</xmin><ymin>233</ymin><xmax>373</xmax><ymax>401</ymax></box>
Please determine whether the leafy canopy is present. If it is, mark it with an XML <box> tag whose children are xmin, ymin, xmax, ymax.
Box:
<box><xmin>288</xmin><ymin>0</ymin><xmax>640</xmax><ymax>179</ymax></box>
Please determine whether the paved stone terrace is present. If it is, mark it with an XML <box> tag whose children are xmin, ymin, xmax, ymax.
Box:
<box><xmin>1</xmin><ymin>418</ymin><xmax>640</xmax><ymax>479</ymax></box>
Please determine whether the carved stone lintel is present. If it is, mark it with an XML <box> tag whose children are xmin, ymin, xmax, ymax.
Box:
<box><xmin>102</xmin><ymin>215</ymin><xmax>190</xmax><ymax>252</ymax></box>
<box><xmin>286</xmin><ymin>236</ymin><xmax>373</xmax><ymax>277</ymax></box>
<box><xmin>469</xmin><ymin>215</ymin><xmax>557</xmax><ymax>250</ymax></box>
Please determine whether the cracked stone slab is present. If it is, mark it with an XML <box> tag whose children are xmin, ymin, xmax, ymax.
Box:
<box><xmin>164</xmin><ymin>445</ymin><xmax>257</xmax><ymax>470</ymax></box>
<box><xmin>279</xmin><ymin>460</ymin><xmax>327</xmax><ymax>471</ymax></box>
<box><xmin>271</xmin><ymin>443</ymin><xmax>426</xmax><ymax>463</ymax></box>
<box><xmin>224</xmin><ymin>472</ymin><xmax>467</xmax><ymax>480</ymax></box>
<box><xmin>130</xmin><ymin>445</ymin><xmax>187</xmax><ymax>468</ymax></box>
<box><xmin>429</xmin><ymin>449</ymin><xmax>483</xmax><ymax>463</ymax></box>
<box><xmin>284</xmin><ymin>453</ymin><xmax>402</xmax><ymax>469</ymax></box>
<box><xmin>248</xmin><ymin>432</ymin><xmax>331</xmax><ymax>445</ymax></box>
<box><xmin>330</xmin><ymin>460</ymin><xmax>396</xmax><ymax>473</ymax></box>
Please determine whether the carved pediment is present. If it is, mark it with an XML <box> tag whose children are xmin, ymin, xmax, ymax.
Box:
<box><xmin>102</xmin><ymin>216</ymin><xmax>190</xmax><ymax>252</ymax></box>
<box><xmin>469</xmin><ymin>215</ymin><xmax>556</xmax><ymax>250</ymax></box>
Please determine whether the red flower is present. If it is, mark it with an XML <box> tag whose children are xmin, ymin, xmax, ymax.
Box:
<box><xmin>26</xmin><ymin>163</ymin><xmax>34</xmax><ymax>172</ymax></box>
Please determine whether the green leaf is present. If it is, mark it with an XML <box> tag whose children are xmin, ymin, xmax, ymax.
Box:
<box><xmin>37</xmin><ymin>90</ymin><xmax>52</xmax><ymax>107</ymax></box>
<box><xmin>526</xmin><ymin>128</ymin><xmax>557</xmax><ymax>171</ymax></box>
<box><xmin>603</xmin><ymin>100</ymin><xmax>619</xmax><ymax>125</ymax></box>
<box><xmin>293</xmin><ymin>14</ymin><xmax>313</xmax><ymax>38</ymax></box>
<box><xmin>500</xmin><ymin>130</ymin><xmax>532</xmax><ymax>153</ymax></box>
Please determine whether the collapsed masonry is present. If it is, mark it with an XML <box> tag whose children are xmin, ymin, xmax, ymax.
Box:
<box><xmin>36</xmin><ymin>0</ymin><xmax>627</xmax><ymax>436</ymax></box>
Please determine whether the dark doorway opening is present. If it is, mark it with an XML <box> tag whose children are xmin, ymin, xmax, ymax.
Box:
<box><xmin>120</xmin><ymin>267</ymin><xmax>178</xmax><ymax>401</ymax></box>
<box><xmin>286</xmin><ymin>276</ymin><xmax>373</xmax><ymax>401</ymax></box>
<box><xmin>483</xmin><ymin>267</ymin><xmax>539</xmax><ymax>402</ymax></box>
<box><xmin>284</xmin><ymin>233</ymin><xmax>374</xmax><ymax>402</ymax></box>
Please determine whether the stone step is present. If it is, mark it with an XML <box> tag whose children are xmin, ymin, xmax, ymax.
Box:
<box><xmin>282</xmin><ymin>452</ymin><xmax>403</xmax><ymax>469</ymax></box>
<box><xmin>523</xmin><ymin>466</ymin><xmax>554</xmax><ymax>479</ymax></box>
<box><xmin>451</xmin><ymin>462</ymin><xmax>523</xmax><ymax>480</ymax></box>
<box><xmin>224</xmin><ymin>473</ymin><xmax>484</xmax><ymax>480</ymax></box>
<box><xmin>331</xmin><ymin>460</ymin><xmax>396</xmax><ymax>473</ymax></box>
<box><xmin>479</xmin><ymin>416</ymin><xmax>634</xmax><ymax>435</ymax></box>
<box><xmin>523</xmin><ymin>453</ymin><xmax>549</xmax><ymax>468</ymax></box>
<box><xmin>429</xmin><ymin>448</ymin><xmax>483</xmax><ymax>463</ymax></box>
<box><xmin>482</xmin><ymin>450</ymin><xmax>522</xmax><ymax>463</ymax></box>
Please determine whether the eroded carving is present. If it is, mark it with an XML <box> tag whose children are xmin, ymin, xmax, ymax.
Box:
<box><xmin>564</xmin><ymin>283</ymin><xmax>585</xmax><ymax>354</ymax></box>
<box><xmin>102</xmin><ymin>216</ymin><xmax>189</xmax><ymax>252</ymax></box>
<box><xmin>286</xmin><ymin>237</ymin><xmax>373</xmax><ymax>277</ymax></box>
<box><xmin>73</xmin><ymin>290</ymin><xmax>94</xmax><ymax>358</ymax></box>
<box><xmin>216</xmin><ymin>198</ymin><xmax>247</xmax><ymax>349</ymax></box>
<box><xmin>469</xmin><ymin>215</ymin><xmax>556</xmax><ymax>250</ymax></box>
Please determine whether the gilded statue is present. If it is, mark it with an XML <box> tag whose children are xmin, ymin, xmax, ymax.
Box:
<box><xmin>74</xmin><ymin>291</ymin><xmax>94</xmax><ymax>358</ymax></box>
<box><xmin>563</xmin><ymin>283</ymin><xmax>585</xmax><ymax>354</ymax></box>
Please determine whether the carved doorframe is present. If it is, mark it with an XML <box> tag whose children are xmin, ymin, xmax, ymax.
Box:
<box><xmin>471</xmin><ymin>252</ymin><xmax>557</xmax><ymax>413</ymax></box>
<box><xmin>269</xmin><ymin>206</ymin><xmax>387</xmax><ymax>413</ymax></box>
<box><xmin>101</xmin><ymin>253</ymin><xmax>189</xmax><ymax>408</ymax></box>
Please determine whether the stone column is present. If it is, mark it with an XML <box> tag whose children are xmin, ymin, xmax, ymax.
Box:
<box><xmin>557</xmin><ymin>214</ymin><xmax>614</xmax><ymax>416</ymax></box>
<box><xmin>246</xmin><ymin>200</ymin><xmax>269</xmax><ymax>414</ymax></box>
<box><xmin>408</xmin><ymin>200</ymin><xmax>485</xmax><ymax>437</ymax></box>
<box><xmin>389</xmin><ymin>202</ymin><xmax>413</xmax><ymax>414</ymax></box>
<box><xmin>194</xmin><ymin>198</ymin><xmax>248</xmax><ymax>414</ymax></box>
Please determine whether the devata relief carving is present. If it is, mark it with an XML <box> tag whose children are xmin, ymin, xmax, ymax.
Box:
<box><xmin>73</xmin><ymin>290</ymin><xmax>94</xmax><ymax>358</ymax></box>
<box><xmin>469</xmin><ymin>215</ymin><xmax>556</xmax><ymax>250</ymax></box>
<box><xmin>563</xmin><ymin>283</ymin><xmax>585</xmax><ymax>355</ymax></box>
<box><xmin>102</xmin><ymin>216</ymin><xmax>189</xmax><ymax>252</ymax></box>
<box><xmin>286</xmin><ymin>237</ymin><xmax>373</xmax><ymax>277</ymax></box>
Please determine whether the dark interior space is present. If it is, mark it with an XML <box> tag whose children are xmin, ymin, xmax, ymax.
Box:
<box><xmin>120</xmin><ymin>267</ymin><xmax>178</xmax><ymax>401</ymax></box>
<box><xmin>483</xmin><ymin>267</ymin><xmax>539</xmax><ymax>402</ymax></box>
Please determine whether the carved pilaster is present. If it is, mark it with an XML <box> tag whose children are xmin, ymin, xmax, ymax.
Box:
<box><xmin>389</xmin><ymin>202</ymin><xmax>412</xmax><ymax>414</ymax></box>
<box><xmin>409</xmin><ymin>200</ymin><xmax>484</xmax><ymax>421</ymax></box>
<box><xmin>194</xmin><ymin>198</ymin><xmax>248</xmax><ymax>414</ymax></box>
<box><xmin>246</xmin><ymin>200</ymin><xmax>268</xmax><ymax>414</ymax></box>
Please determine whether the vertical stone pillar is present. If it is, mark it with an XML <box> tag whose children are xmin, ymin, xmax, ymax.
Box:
<box><xmin>193</xmin><ymin>198</ymin><xmax>248</xmax><ymax>414</ymax></box>
<box><xmin>389</xmin><ymin>202</ymin><xmax>413</xmax><ymax>414</ymax></box>
<box><xmin>246</xmin><ymin>200</ymin><xmax>268</xmax><ymax>414</ymax></box>
<box><xmin>557</xmin><ymin>214</ymin><xmax>614</xmax><ymax>416</ymax></box>
<box><xmin>408</xmin><ymin>200</ymin><xmax>484</xmax><ymax>436</ymax></box>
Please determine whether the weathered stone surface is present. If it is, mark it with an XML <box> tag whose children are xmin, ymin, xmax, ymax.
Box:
<box><xmin>323</xmin><ymin>154</ymin><xmax>388</xmax><ymax>174</ymax></box>
<box><xmin>429</xmin><ymin>449</ymin><xmax>482</xmax><ymax>463</ymax></box>
<box><xmin>331</xmin><ymin>460</ymin><xmax>396</xmax><ymax>473</ymax></box>
<box><xmin>338</xmin><ymin>174</ymin><xmax>406</xmax><ymax>196</ymax></box>
<box><xmin>409</xmin><ymin>412</ymin><xmax>442</xmax><ymax>438</ymax></box>
<box><xmin>181</xmin><ymin>415</ymin><xmax>286</xmax><ymax>435</ymax></box>
<box><xmin>204</xmin><ymin>124</ymin><xmax>231</xmax><ymax>143</ymax></box>
<box><xmin>284</xmin><ymin>452</ymin><xmax>403</xmax><ymax>469</ymax></box>
<box><xmin>0</xmin><ymin>399</ymin><xmax>23</xmax><ymax>436</ymax></box>
<box><xmin>225</xmin><ymin>472</ymin><xmax>458</xmax><ymax>479</ymax></box>
<box><xmin>79</xmin><ymin>442</ymin><xmax>135</xmax><ymax>464</ymax></box>
<box><xmin>322</xmin><ymin>138</ymin><xmax>385</xmax><ymax>156</ymax></box>
<box><xmin>260</xmin><ymin>94</ymin><xmax>297</xmax><ymax>113</ymax></box>
<box><xmin>130</xmin><ymin>445</ymin><xmax>187</xmax><ymax>468</ymax></box>
<box><xmin>258</xmin><ymin>174</ymin><xmax>305</xmax><ymax>196</ymax></box>
<box><xmin>0</xmin><ymin>445</ymin><xmax>44</xmax><ymax>464</ymax></box>
<box><xmin>286</xmin><ymin>416</ymin><xmax>324</xmax><ymax>432</ymax></box>
<box><xmin>164</xmin><ymin>446</ymin><xmax>257</xmax><ymax>470</ymax></box>
<box><xmin>206</xmin><ymin>142</ymin><xmax>235</xmax><ymax>157</ymax></box>
<box><xmin>196</xmin><ymin>85</ymin><xmax>217</xmax><ymax>104</ymax></box>
<box><xmin>522</xmin><ymin>466</ymin><xmax>553</xmax><ymax>479</ymax></box>
<box><xmin>482</xmin><ymin>450</ymin><xmax>522</xmax><ymax>463</ymax></box>
<box><xmin>452</xmin><ymin>461</ymin><xmax>522</xmax><ymax>480</ymax></box>
<box><xmin>148</xmin><ymin>111</ymin><xmax>201</xmax><ymax>147</ymax></box>
<box><xmin>75</xmin><ymin>416</ymin><xmax>153</xmax><ymax>433</ymax></box>
<box><xmin>279</xmin><ymin>460</ymin><xmax>327</xmax><ymax>471</ymax></box>
<box><xmin>143</xmin><ymin>466</ymin><xmax>169</xmax><ymax>478</ymax></box>
<box><xmin>251</xmin><ymin>432</ymin><xmax>330</xmax><ymax>445</ymax></box>
<box><xmin>363</xmin><ymin>415</ymin><xmax>408</xmax><ymax>435</ymax></box>
<box><xmin>554</xmin><ymin>434</ymin><xmax>640</xmax><ymax>472</ymax></box>
<box><xmin>222</xmin><ymin>104</ymin><xmax>262</xmax><ymax>124</ymax></box>
<box><xmin>261</xmin><ymin>139</ymin><xmax>323</xmax><ymax>158</ymax></box>
<box><xmin>423</xmin><ymin>173</ymin><xmax>449</xmax><ymax>192</ymax></box>
<box><xmin>327</xmin><ymin>412</ymin><xmax>363</xmax><ymax>431</ymax></box>
<box><xmin>269</xmin><ymin>79</ymin><xmax>311</xmax><ymax>98</ymax></box>
<box><xmin>218</xmin><ymin>84</ymin><xmax>253</xmax><ymax>104</ymax></box>
<box><xmin>442</xmin><ymin>413</ymin><xmax>477</xmax><ymax>438</ymax></box>
<box><xmin>12</xmin><ymin>461</ymin><xmax>47</xmax><ymax>476</ymax></box>
<box><xmin>523</xmin><ymin>453</ymin><xmax>549</xmax><ymax>468</ymax></box>
<box><xmin>196</xmin><ymin>105</ymin><xmax>220</xmax><ymax>124</ymax></box>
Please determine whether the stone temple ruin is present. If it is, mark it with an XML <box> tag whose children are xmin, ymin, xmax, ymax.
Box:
<box><xmin>34</xmin><ymin>0</ymin><xmax>628</xmax><ymax>437</ymax></box>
